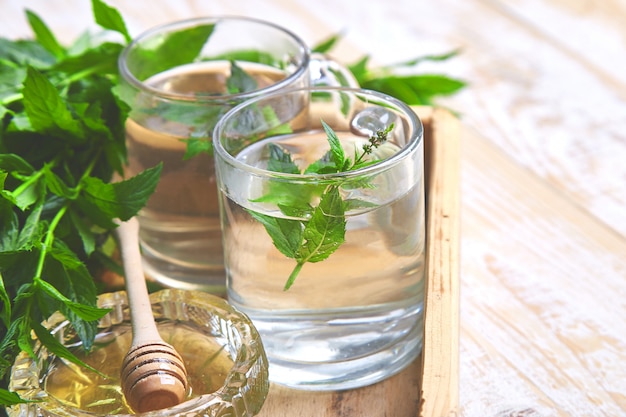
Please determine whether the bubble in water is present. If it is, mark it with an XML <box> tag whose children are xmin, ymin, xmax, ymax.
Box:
<box><xmin>350</xmin><ymin>107</ymin><xmax>397</xmax><ymax>137</ymax></box>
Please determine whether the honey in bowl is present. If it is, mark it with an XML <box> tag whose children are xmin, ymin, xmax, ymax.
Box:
<box><xmin>44</xmin><ymin>322</ymin><xmax>234</xmax><ymax>414</ymax></box>
<box><xmin>7</xmin><ymin>289</ymin><xmax>269</xmax><ymax>417</ymax></box>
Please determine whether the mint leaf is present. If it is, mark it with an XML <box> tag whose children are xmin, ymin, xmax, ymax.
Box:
<box><xmin>0</xmin><ymin>63</ymin><xmax>24</xmax><ymax>103</ymax></box>
<box><xmin>42</xmin><ymin>164</ymin><xmax>78</xmax><ymax>199</ymax></box>
<box><xmin>132</xmin><ymin>24</ymin><xmax>215</xmax><ymax>80</ymax></box>
<box><xmin>17</xmin><ymin>203</ymin><xmax>44</xmax><ymax>250</ymax></box>
<box><xmin>346</xmin><ymin>56</ymin><xmax>369</xmax><ymax>81</ymax></box>
<box><xmin>0</xmin><ymin>202</ymin><xmax>19</xmax><ymax>252</ymax></box>
<box><xmin>182</xmin><ymin>138</ymin><xmax>213</xmax><ymax>160</ymax></box>
<box><xmin>0</xmin><ymin>103</ymin><xmax>9</xmax><ymax>120</ymax></box>
<box><xmin>49</xmin><ymin>239</ymin><xmax>86</xmax><ymax>270</ymax></box>
<box><xmin>295</xmin><ymin>186</ymin><xmax>346</xmax><ymax>263</ymax></box>
<box><xmin>15</xmin><ymin>315</ymin><xmax>35</xmax><ymax>363</ymax></box>
<box><xmin>407</xmin><ymin>74</ymin><xmax>467</xmax><ymax>96</ymax></box>
<box><xmin>0</xmin><ymin>322</ymin><xmax>19</xmax><ymax>380</ymax></box>
<box><xmin>227</xmin><ymin>60</ymin><xmax>258</xmax><ymax>94</ymax></box>
<box><xmin>311</xmin><ymin>33</ymin><xmax>343</xmax><ymax>54</ymax></box>
<box><xmin>362</xmin><ymin>74</ymin><xmax>466</xmax><ymax>106</ymax></box>
<box><xmin>248</xmin><ymin>211</ymin><xmax>303</xmax><ymax>259</ymax></box>
<box><xmin>304</xmin><ymin>151</ymin><xmax>336</xmax><ymax>175</ymax></box>
<box><xmin>344</xmin><ymin>198</ymin><xmax>377</xmax><ymax>211</ymax></box>
<box><xmin>267</xmin><ymin>143</ymin><xmax>300</xmax><ymax>174</ymax></box>
<box><xmin>251</xmin><ymin>182</ymin><xmax>317</xmax><ymax>214</ymax></box>
<box><xmin>72</xmin><ymin>102</ymin><xmax>113</xmax><ymax>141</ymax></box>
<box><xmin>91</xmin><ymin>0</ymin><xmax>131</xmax><ymax>43</ymax></box>
<box><xmin>251</xmin><ymin>143</ymin><xmax>319</xmax><ymax>211</ymax></box>
<box><xmin>32</xmin><ymin>320</ymin><xmax>105</xmax><ymax>376</ymax></box>
<box><xmin>107</xmin><ymin>163</ymin><xmax>163</xmax><ymax>219</ymax></box>
<box><xmin>13</xmin><ymin>172</ymin><xmax>45</xmax><ymax>211</ymax></box>
<box><xmin>0</xmin><ymin>154</ymin><xmax>35</xmax><ymax>175</ymax></box>
<box><xmin>37</xmin><ymin>278</ymin><xmax>108</xmax><ymax>322</ymax></box>
<box><xmin>0</xmin><ymin>275</ymin><xmax>10</xmax><ymax>325</ymax></box>
<box><xmin>78</xmin><ymin>162</ymin><xmax>162</xmax><ymax>227</ymax></box>
<box><xmin>284</xmin><ymin>186</ymin><xmax>345</xmax><ymax>290</ymax></box>
<box><xmin>46</xmin><ymin>241</ymin><xmax>102</xmax><ymax>349</ymax></box>
<box><xmin>25</xmin><ymin>10</ymin><xmax>65</xmax><ymax>59</ymax></box>
<box><xmin>23</xmin><ymin>66</ymin><xmax>85</xmax><ymax>140</ymax></box>
<box><xmin>70</xmin><ymin>210</ymin><xmax>95</xmax><ymax>256</ymax></box>
<box><xmin>0</xmin><ymin>387</ymin><xmax>29</xmax><ymax>406</ymax></box>
<box><xmin>262</xmin><ymin>105</ymin><xmax>292</xmax><ymax>136</ymax></box>
<box><xmin>321</xmin><ymin>120</ymin><xmax>349</xmax><ymax>171</ymax></box>
<box><xmin>0</xmin><ymin>38</ymin><xmax>56</xmax><ymax>69</ymax></box>
<box><xmin>53</xmin><ymin>42</ymin><xmax>123</xmax><ymax>76</ymax></box>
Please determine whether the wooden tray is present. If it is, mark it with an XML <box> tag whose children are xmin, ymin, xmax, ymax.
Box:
<box><xmin>256</xmin><ymin>106</ymin><xmax>461</xmax><ymax>417</ymax></box>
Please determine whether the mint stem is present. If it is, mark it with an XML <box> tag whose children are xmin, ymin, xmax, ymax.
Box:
<box><xmin>284</xmin><ymin>263</ymin><xmax>304</xmax><ymax>291</ymax></box>
<box><xmin>33</xmin><ymin>154</ymin><xmax>98</xmax><ymax>283</ymax></box>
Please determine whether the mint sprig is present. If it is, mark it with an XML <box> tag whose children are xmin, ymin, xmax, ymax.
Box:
<box><xmin>248</xmin><ymin>120</ymin><xmax>392</xmax><ymax>290</ymax></box>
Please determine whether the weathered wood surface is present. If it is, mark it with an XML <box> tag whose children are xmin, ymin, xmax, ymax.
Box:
<box><xmin>420</xmin><ymin>107</ymin><xmax>461</xmax><ymax>417</ymax></box>
<box><xmin>3</xmin><ymin>0</ymin><xmax>626</xmax><ymax>415</ymax></box>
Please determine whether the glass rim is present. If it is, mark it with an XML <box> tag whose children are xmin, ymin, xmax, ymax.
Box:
<box><xmin>213</xmin><ymin>86</ymin><xmax>424</xmax><ymax>181</ymax></box>
<box><xmin>118</xmin><ymin>15</ymin><xmax>310</xmax><ymax>103</ymax></box>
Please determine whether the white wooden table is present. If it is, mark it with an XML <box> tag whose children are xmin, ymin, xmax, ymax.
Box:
<box><xmin>2</xmin><ymin>0</ymin><xmax>625</xmax><ymax>415</ymax></box>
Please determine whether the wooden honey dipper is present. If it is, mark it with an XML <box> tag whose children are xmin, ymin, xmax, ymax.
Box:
<box><xmin>115</xmin><ymin>218</ymin><xmax>188</xmax><ymax>413</ymax></box>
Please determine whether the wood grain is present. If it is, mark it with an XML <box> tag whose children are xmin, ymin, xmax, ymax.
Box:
<box><xmin>439</xmin><ymin>0</ymin><xmax>626</xmax><ymax>239</ymax></box>
<box><xmin>258</xmin><ymin>360</ymin><xmax>422</xmax><ymax>417</ymax></box>
<box><xmin>420</xmin><ymin>107</ymin><xmax>461</xmax><ymax>417</ymax></box>
<box><xmin>460</xmin><ymin>127</ymin><xmax>626</xmax><ymax>416</ymax></box>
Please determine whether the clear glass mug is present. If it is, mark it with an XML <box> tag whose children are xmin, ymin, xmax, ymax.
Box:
<box><xmin>118</xmin><ymin>17</ymin><xmax>357</xmax><ymax>295</ymax></box>
<box><xmin>213</xmin><ymin>86</ymin><xmax>425</xmax><ymax>390</ymax></box>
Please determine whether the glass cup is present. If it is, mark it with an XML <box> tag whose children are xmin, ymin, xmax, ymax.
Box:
<box><xmin>7</xmin><ymin>289</ymin><xmax>269</xmax><ymax>417</ymax></box>
<box><xmin>118</xmin><ymin>17</ymin><xmax>357</xmax><ymax>295</ymax></box>
<box><xmin>213</xmin><ymin>86</ymin><xmax>425</xmax><ymax>390</ymax></box>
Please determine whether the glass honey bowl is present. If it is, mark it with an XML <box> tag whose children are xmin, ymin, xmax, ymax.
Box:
<box><xmin>7</xmin><ymin>289</ymin><xmax>269</xmax><ymax>417</ymax></box>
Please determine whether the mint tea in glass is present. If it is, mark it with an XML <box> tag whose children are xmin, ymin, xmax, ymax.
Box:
<box><xmin>214</xmin><ymin>86</ymin><xmax>425</xmax><ymax>390</ymax></box>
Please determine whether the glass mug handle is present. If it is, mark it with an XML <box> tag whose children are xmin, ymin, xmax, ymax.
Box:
<box><xmin>309</xmin><ymin>52</ymin><xmax>360</xmax><ymax>88</ymax></box>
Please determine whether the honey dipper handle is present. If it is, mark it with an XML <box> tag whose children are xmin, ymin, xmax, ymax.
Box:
<box><xmin>115</xmin><ymin>218</ymin><xmax>162</xmax><ymax>346</ymax></box>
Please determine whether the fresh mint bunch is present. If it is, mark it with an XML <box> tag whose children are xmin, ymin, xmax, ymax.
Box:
<box><xmin>313</xmin><ymin>35</ymin><xmax>466</xmax><ymax>106</ymax></box>
<box><xmin>249</xmin><ymin>121</ymin><xmax>393</xmax><ymax>290</ymax></box>
<box><xmin>0</xmin><ymin>0</ymin><xmax>162</xmax><ymax>406</ymax></box>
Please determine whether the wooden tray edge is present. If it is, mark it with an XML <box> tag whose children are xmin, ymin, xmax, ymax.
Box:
<box><xmin>414</xmin><ymin>106</ymin><xmax>461</xmax><ymax>417</ymax></box>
